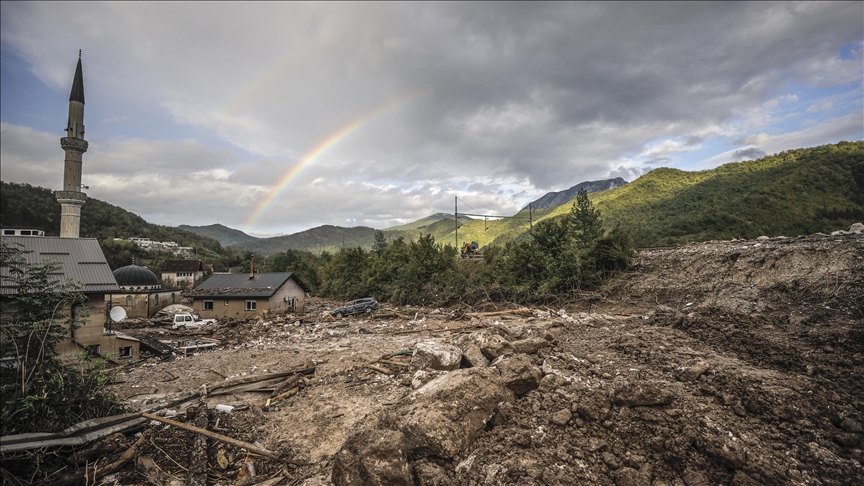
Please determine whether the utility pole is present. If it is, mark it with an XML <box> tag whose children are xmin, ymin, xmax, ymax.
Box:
<box><xmin>454</xmin><ymin>196</ymin><xmax>458</xmax><ymax>251</ymax></box>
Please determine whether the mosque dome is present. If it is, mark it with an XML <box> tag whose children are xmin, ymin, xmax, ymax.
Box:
<box><xmin>113</xmin><ymin>264</ymin><xmax>161</xmax><ymax>290</ymax></box>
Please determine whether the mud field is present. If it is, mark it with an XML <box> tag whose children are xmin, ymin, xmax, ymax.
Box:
<box><xmin>77</xmin><ymin>230</ymin><xmax>864</xmax><ymax>485</ymax></box>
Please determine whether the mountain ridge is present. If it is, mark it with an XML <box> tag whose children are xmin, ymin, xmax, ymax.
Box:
<box><xmin>522</xmin><ymin>177</ymin><xmax>628</xmax><ymax>210</ymax></box>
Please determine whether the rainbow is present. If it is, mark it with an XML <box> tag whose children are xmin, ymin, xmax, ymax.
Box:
<box><xmin>244</xmin><ymin>89</ymin><xmax>429</xmax><ymax>229</ymax></box>
<box><xmin>224</xmin><ymin>21</ymin><xmax>354</xmax><ymax>115</ymax></box>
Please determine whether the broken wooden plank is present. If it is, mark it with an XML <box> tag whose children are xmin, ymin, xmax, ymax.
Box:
<box><xmin>141</xmin><ymin>413</ymin><xmax>308</xmax><ymax>466</ymax></box>
<box><xmin>364</xmin><ymin>363</ymin><xmax>392</xmax><ymax>375</ymax></box>
<box><xmin>465</xmin><ymin>308</ymin><xmax>533</xmax><ymax>318</ymax></box>
<box><xmin>377</xmin><ymin>359</ymin><xmax>409</xmax><ymax>368</ymax></box>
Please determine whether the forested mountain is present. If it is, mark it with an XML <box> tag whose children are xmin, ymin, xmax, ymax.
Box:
<box><xmin>229</xmin><ymin>225</ymin><xmax>381</xmax><ymax>255</ymax></box>
<box><xmin>0</xmin><ymin>181</ymin><xmax>224</xmax><ymax>253</ymax></box>
<box><xmin>178</xmin><ymin>224</ymin><xmax>258</xmax><ymax>247</ymax></box>
<box><xmin>521</xmin><ymin>177</ymin><xmax>627</xmax><ymax>210</ymax></box>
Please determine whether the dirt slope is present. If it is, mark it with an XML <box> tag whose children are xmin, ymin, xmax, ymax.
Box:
<box><xmin>98</xmin><ymin>230</ymin><xmax>862</xmax><ymax>486</ymax></box>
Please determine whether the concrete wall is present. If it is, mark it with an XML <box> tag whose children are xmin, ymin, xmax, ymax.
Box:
<box><xmin>49</xmin><ymin>293</ymin><xmax>140</xmax><ymax>364</ymax></box>
<box><xmin>161</xmin><ymin>271</ymin><xmax>203</xmax><ymax>290</ymax></box>
<box><xmin>269</xmin><ymin>279</ymin><xmax>306</xmax><ymax>313</ymax></box>
<box><xmin>193</xmin><ymin>296</ymin><xmax>270</xmax><ymax>320</ymax></box>
<box><xmin>109</xmin><ymin>290</ymin><xmax>181</xmax><ymax>318</ymax></box>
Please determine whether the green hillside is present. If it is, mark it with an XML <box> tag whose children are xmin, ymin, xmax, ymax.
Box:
<box><xmin>0</xmin><ymin>181</ymin><xmax>227</xmax><ymax>269</ymax></box>
<box><xmin>178</xmin><ymin>223</ymin><xmax>258</xmax><ymax>247</ymax></box>
<box><xmin>384</xmin><ymin>213</ymin><xmax>474</xmax><ymax>232</ymax></box>
<box><xmin>230</xmin><ymin>225</ymin><xmax>381</xmax><ymax>255</ymax></box>
<box><xmin>383</xmin><ymin>141</ymin><xmax>863</xmax><ymax>249</ymax></box>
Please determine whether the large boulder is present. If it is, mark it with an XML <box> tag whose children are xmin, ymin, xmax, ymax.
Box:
<box><xmin>331</xmin><ymin>429</ymin><xmax>413</xmax><ymax>486</ymax></box>
<box><xmin>459</xmin><ymin>342</ymin><xmax>489</xmax><ymax>368</ymax></box>
<box><xmin>511</xmin><ymin>337</ymin><xmax>551</xmax><ymax>355</ymax></box>
<box><xmin>493</xmin><ymin>354</ymin><xmax>543</xmax><ymax>397</ymax></box>
<box><xmin>378</xmin><ymin>367</ymin><xmax>515</xmax><ymax>458</ymax></box>
<box><xmin>410</xmin><ymin>340</ymin><xmax>462</xmax><ymax>372</ymax></box>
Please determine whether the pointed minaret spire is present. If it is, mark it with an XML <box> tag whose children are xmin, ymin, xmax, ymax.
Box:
<box><xmin>69</xmin><ymin>51</ymin><xmax>85</xmax><ymax>104</ymax></box>
<box><xmin>57</xmin><ymin>51</ymin><xmax>89</xmax><ymax>238</ymax></box>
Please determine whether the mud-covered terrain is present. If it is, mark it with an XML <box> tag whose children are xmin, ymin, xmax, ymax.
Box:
<box><xmin>95</xmin><ymin>229</ymin><xmax>863</xmax><ymax>486</ymax></box>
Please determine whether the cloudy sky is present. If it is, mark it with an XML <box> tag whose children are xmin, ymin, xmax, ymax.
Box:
<box><xmin>1</xmin><ymin>2</ymin><xmax>861</xmax><ymax>236</ymax></box>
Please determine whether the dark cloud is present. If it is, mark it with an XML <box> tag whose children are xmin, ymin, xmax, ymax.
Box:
<box><xmin>730</xmin><ymin>147</ymin><xmax>768</xmax><ymax>161</ymax></box>
<box><xmin>1</xmin><ymin>2</ymin><xmax>861</xmax><ymax>233</ymax></box>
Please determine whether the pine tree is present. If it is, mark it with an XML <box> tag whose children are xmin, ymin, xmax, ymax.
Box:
<box><xmin>569</xmin><ymin>188</ymin><xmax>604</xmax><ymax>248</ymax></box>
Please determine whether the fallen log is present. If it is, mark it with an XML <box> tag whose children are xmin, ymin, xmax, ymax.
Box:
<box><xmin>465</xmin><ymin>308</ymin><xmax>533</xmax><ymax>318</ymax></box>
<box><xmin>141</xmin><ymin>413</ymin><xmax>307</xmax><ymax>466</ymax></box>
<box><xmin>186</xmin><ymin>401</ymin><xmax>210</xmax><ymax>486</ymax></box>
<box><xmin>269</xmin><ymin>387</ymin><xmax>299</xmax><ymax>405</ymax></box>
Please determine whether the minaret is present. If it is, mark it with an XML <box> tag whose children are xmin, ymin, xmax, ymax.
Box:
<box><xmin>56</xmin><ymin>51</ymin><xmax>88</xmax><ymax>238</ymax></box>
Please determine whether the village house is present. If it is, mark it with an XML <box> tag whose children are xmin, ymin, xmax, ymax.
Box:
<box><xmin>186</xmin><ymin>270</ymin><xmax>310</xmax><ymax>319</ymax></box>
<box><xmin>0</xmin><ymin>236</ymin><xmax>140</xmax><ymax>363</ymax></box>
<box><xmin>160</xmin><ymin>259</ymin><xmax>204</xmax><ymax>289</ymax></box>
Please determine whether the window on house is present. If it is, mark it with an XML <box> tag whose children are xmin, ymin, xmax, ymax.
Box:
<box><xmin>246</xmin><ymin>300</ymin><xmax>257</xmax><ymax>311</ymax></box>
<box><xmin>126</xmin><ymin>295</ymin><xmax>133</xmax><ymax>307</ymax></box>
<box><xmin>171</xmin><ymin>293</ymin><xmax>176</xmax><ymax>303</ymax></box>
<box><xmin>118</xmin><ymin>347</ymin><xmax>132</xmax><ymax>358</ymax></box>
<box><xmin>154</xmin><ymin>294</ymin><xmax>159</xmax><ymax>304</ymax></box>
<box><xmin>3</xmin><ymin>230</ymin><xmax>14</xmax><ymax>235</ymax></box>
<box><xmin>203</xmin><ymin>301</ymin><xmax>214</xmax><ymax>310</ymax></box>
<box><xmin>21</xmin><ymin>230</ymin><xmax>32</xmax><ymax>235</ymax></box>
<box><xmin>87</xmin><ymin>344</ymin><xmax>101</xmax><ymax>355</ymax></box>
<box><xmin>224</xmin><ymin>300</ymin><xmax>230</xmax><ymax>306</ymax></box>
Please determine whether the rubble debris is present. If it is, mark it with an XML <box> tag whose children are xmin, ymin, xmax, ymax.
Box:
<box><xmin>409</xmin><ymin>340</ymin><xmax>462</xmax><ymax>372</ymax></box>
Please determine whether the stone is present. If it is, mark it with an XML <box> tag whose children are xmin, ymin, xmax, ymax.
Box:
<box><xmin>681</xmin><ymin>468</ymin><xmax>712</xmax><ymax>486</ymax></box>
<box><xmin>675</xmin><ymin>360</ymin><xmax>710</xmax><ymax>382</ymax></box>
<box><xmin>511</xmin><ymin>337</ymin><xmax>551</xmax><ymax>355</ymax></box>
<box><xmin>411</xmin><ymin>340</ymin><xmax>462</xmax><ymax>372</ymax></box>
<box><xmin>602</xmin><ymin>452</ymin><xmax>622</xmax><ymax>469</ymax></box>
<box><xmin>848</xmin><ymin>222</ymin><xmax>864</xmax><ymax>233</ymax></box>
<box><xmin>460</xmin><ymin>343</ymin><xmax>489</xmax><ymax>368</ymax></box>
<box><xmin>551</xmin><ymin>408</ymin><xmax>572</xmax><ymax>426</ymax></box>
<box><xmin>615</xmin><ymin>467</ymin><xmax>650</xmax><ymax>486</ymax></box>
<box><xmin>585</xmin><ymin>437</ymin><xmax>608</xmax><ymax>452</ymax></box>
<box><xmin>612</xmin><ymin>381</ymin><xmax>676</xmax><ymax>407</ymax></box>
<box><xmin>577</xmin><ymin>392</ymin><xmax>612</xmax><ymax>421</ymax></box>
<box><xmin>411</xmin><ymin>370</ymin><xmax>445</xmax><ymax>390</ymax></box>
<box><xmin>480</xmin><ymin>334</ymin><xmax>515</xmax><ymax>360</ymax></box>
<box><xmin>379</xmin><ymin>367</ymin><xmax>515</xmax><ymax>458</ymax></box>
<box><xmin>538</xmin><ymin>373</ymin><xmax>567</xmax><ymax>393</ymax></box>
<box><xmin>331</xmin><ymin>429</ymin><xmax>413</xmax><ymax>486</ymax></box>
<box><xmin>413</xmin><ymin>461</ymin><xmax>453</xmax><ymax>486</ymax></box>
<box><xmin>839</xmin><ymin>417</ymin><xmax>863</xmax><ymax>433</ymax></box>
<box><xmin>493</xmin><ymin>354</ymin><xmax>543</xmax><ymax>396</ymax></box>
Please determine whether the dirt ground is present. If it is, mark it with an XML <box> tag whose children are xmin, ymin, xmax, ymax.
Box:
<box><xmin>93</xmin><ymin>229</ymin><xmax>863</xmax><ymax>485</ymax></box>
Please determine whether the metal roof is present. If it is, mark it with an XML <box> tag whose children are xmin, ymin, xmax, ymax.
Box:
<box><xmin>187</xmin><ymin>272</ymin><xmax>310</xmax><ymax>298</ymax></box>
<box><xmin>1</xmin><ymin>236</ymin><xmax>119</xmax><ymax>295</ymax></box>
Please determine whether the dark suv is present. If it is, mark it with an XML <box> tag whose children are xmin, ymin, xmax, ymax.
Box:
<box><xmin>330</xmin><ymin>297</ymin><xmax>379</xmax><ymax>317</ymax></box>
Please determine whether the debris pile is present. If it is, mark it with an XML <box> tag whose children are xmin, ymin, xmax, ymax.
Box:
<box><xmin>1</xmin><ymin>230</ymin><xmax>861</xmax><ymax>485</ymax></box>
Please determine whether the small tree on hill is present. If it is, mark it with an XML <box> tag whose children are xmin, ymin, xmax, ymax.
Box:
<box><xmin>569</xmin><ymin>188</ymin><xmax>604</xmax><ymax>249</ymax></box>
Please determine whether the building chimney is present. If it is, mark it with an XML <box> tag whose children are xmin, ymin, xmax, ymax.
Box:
<box><xmin>249</xmin><ymin>255</ymin><xmax>254</xmax><ymax>279</ymax></box>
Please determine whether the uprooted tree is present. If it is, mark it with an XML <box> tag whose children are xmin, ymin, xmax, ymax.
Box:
<box><xmin>0</xmin><ymin>241</ymin><xmax>125</xmax><ymax>438</ymax></box>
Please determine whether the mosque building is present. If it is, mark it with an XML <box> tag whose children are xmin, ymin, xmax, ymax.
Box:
<box><xmin>0</xmin><ymin>52</ymin><xmax>141</xmax><ymax>363</ymax></box>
